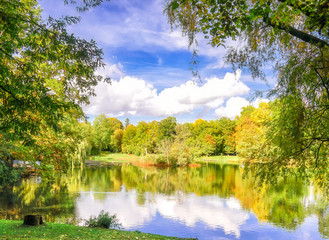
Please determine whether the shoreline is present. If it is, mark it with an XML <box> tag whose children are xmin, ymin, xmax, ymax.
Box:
<box><xmin>0</xmin><ymin>219</ymin><xmax>197</xmax><ymax>239</ymax></box>
<box><xmin>86</xmin><ymin>152</ymin><xmax>243</xmax><ymax>166</ymax></box>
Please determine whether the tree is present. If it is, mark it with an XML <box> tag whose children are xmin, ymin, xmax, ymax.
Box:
<box><xmin>111</xmin><ymin>129</ymin><xmax>124</xmax><ymax>153</ymax></box>
<box><xmin>121</xmin><ymin>124</ymin><xmax>137</xmax><ymax>154</ymax></box>
<box><xmin>0</xmin><ymin>0</ymin><xmax>110</xmax><ymax>181</ymax></box>
<box><xmin>170</xmin><ymin>123</ymin><xmax>194</xmax><ymax>165</ymax></box>
<box><xmin>0</xmin><ymin>0</ymin><xmax>108</xmax><ymax>141</ymax></box>
<box><xmin>203</xmin><ymin>134</ymin><xmax>217</xmax><ymax>156</ymax></box>
<box><xmin>212</xmin><ymin>118</ymin><xmax>236</xmax><ymax>154</ymax></box>
<box><xmin>166</xmin><ymin>1</ymin><xmax>329</xmax><ymax>50</ymax></box>
<box><xmin>124</xmin><ymin>118</ymin><xmax>131</xmax><ymax>129</ymax></box>
<box><xmin>63</xmin><ymin>0</ymin><xmax>109</xmax><ymax>12</ymax></box>
<box><xmin>93</xmin><ymin>115</ymin><xmax>123</xmax><ymax>153</ymax></box>
<box><xmin>157</xmin><ymin>139</ymin><xmax>174</xmax><ymax>165</ymax></box>
<box><xmin>188</xmin><ymin>119</ymin><xmax>215</xmax><ymax>156</ymax></box>
<box><xmin>234</xmin><ymin>103</ymin><xmax>271</xmax><ymax>160</ymax></box>
<box><xmin>158</xmin><ymin>116</ymin><xmax>177</xmax><ymax>141</ymax></box>
<box><xmin>165</xmin><ymin>0</ymin><xmax>329</xmax><ymax>187</ymax></box>
<box><xmin>134</xmin><ymin>121</ymin><xmax>151</xmax><ymax>156</ymax></box>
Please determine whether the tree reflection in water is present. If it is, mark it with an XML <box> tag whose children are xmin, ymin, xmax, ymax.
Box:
<box><xmin>0</xmin><ymin>163</ymin><xmax>328</xmax><ymax>238</ymax></box>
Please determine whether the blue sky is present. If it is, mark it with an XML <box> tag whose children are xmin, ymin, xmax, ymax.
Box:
<box><xmin>39</xmin><ymin>0</ymin><xmax>274</xmax><ymax>124</ymax></box>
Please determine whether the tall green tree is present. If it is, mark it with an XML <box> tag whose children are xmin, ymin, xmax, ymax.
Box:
<box><xmin>0</xmin><ymin>0</ymin><xmax>108</xmax><ymax>141</ymax></box>
<box><xmin>111</xmin><ymin>129</ymin><xmax>124</xmax><ymax>153</ymax></box>
<box><xmin>157</xmin><ymin>116</ymin><xmax>177</xmax><ymax>141</ymax></box>
<box><xmin>121</xmin><ymin>124</ymin><xmax>137</xmax><ymax>154</ymax></box>
<box><xmin>234</xmin><ymin>103</ymin><xmax>271</xmax><ymax>160</ymax></box>
<box><xmin>0</xmin><ymin>0</ymin><xmax>110</xmax><ymax>180</ymax></box>
<box><xmin>124</xmin><ymin>118</ymin><xmax>131</xmax><ymax>129</ymax></box>
<box><xmin>212</xmin><ymin>118</ymin><xmax>236</xmax><ymax>154</ymax></box>
<box><xmin>92</xmin><ymin>115</ymin><xmax>123</xmax><ymax>153</ymax></box>
<box><xmin>165</xmin><ymin>0</ymin><xmax>329</xmax><ymax>187</ymax></box>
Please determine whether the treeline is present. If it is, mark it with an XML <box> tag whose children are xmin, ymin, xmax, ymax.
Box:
<box><xmin>80</xmin><ymin>101</ymin><xmax>272</xmax><ymax>165</ymax></box>
<box><xmin>81</xmin><ymin>115</ymin><xmax>236</xmax><ymax>165</ymax></box>
<box><xmin>3</xmin><ymin>99</ymin><xmax>329</xmax><ymax>190</ymax></box>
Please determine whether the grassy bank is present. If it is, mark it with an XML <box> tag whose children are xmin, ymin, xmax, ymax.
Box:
<box><xmin>198</xmin><ymin>155</ymin><xmax>243</xmax><ymax>165</ymax></box>
<box><xmin>0</xmin><ymin>220</ymin><xmax>196</xmax><ymax>239</ymax></box>
<box><xmin>88</xmin><ymin>152</ymin><xmax>243</xmax><ymax>166</ymax></box>
<box><xmin>88</xmin><ymin>152</ymin><xmax>142</xmax><ymax>163</ymax></box>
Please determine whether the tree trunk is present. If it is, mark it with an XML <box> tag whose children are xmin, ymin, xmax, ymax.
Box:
<box><xmin>23</xmin><ymin>215</ymin><xmax>44</xmax><ymax>226</ymax></box>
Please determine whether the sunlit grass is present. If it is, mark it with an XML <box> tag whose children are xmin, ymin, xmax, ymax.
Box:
<box><xmin>89</xmin><ymin>152</ymin><xmax>243</xmax><ymax>165</ymax></box>
<box><xmin>0</xmin><ymin>220</ymin><xmax>196</xmax><ymax>239</ymax></box>
<box><xmin>88</xmin><ymin>152</ymin><xmax>142</xmax><ymax>163</ymax></box>
<box><xmin>198</xmin><ymin>155</ymin><xmax>243</xmax><ymax>165</ymax></box>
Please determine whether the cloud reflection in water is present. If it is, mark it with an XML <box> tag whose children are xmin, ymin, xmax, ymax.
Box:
<box><xmin>76</xmin><ymin>188</ymin><xmax>248</xmax><ymax>238</ymax></box>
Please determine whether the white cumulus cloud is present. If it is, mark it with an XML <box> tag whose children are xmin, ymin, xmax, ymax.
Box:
<box><xmin>83</xmin><ymin>69</ymin><xmax>250</xmax><ymax>117</ymax></box>
<box><xmin>215</xmin><ymin>97</ymin><xmax>250</xmax><ymax>119</ymax></box>
<box><xmin>215</xmin><ymin>97</ymin><xmax>270</xmax><ymax>119</ymax></box>
<box><xmin>97</xmin><ymin>63</ymin><xmax>125</xmax><ymax>80</ymax></box>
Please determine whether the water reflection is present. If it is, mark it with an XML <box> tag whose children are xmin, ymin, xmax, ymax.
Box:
<box><xmin>0</xmin><ymin>164</ymin><xmax>328</xmax><ymax>239</ymax></box>
<box><xmin>0</xmin><ymin>176</ymin><xmax>77</xmax><ymax>223</ymax></box>
<box><xmin>76</xmin><ymin>191</ymin><xmax>248</xmax><ymax>238</ymax></box>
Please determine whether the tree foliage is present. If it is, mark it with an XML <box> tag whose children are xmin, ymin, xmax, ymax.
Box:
<box><xmin>0</xmin><ymin>0</ymin><xmax>108</xmax><ymax>141</ymax></box>
<box><xmin>235</xmin><ymin>103</ymin><xmax>271</xmax><ymax>160</ymax></box>
<box><xmin>165</xmin><ymin>0</ymin><xmax>329</xmax><ymax>188</ymax></box>
<box><xmin>0</xmin><ymin>0</ymin><xmax>109</xmax><ymax>182</ymax></box>
<box><xmin>92</xmin><ymin>115</ymin><xmax>237</xmax><ymax>165</ymax></box>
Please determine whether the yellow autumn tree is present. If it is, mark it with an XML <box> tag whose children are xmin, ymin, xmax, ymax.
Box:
<box><xmin>235</xmin><ymin>102</ymin><xmax>271</xmax><ymax>160</ymax></box>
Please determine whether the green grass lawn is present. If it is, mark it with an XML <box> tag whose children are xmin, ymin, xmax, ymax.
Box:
<box><xmin>88</xmin><ymin>152</ymin><xmax>243</xmax><ymax>165</ymax></box>
<box><xmin>88</xmin><ymin>152</ymin><xmax>142</xmax><ymax>163</ymax></box>
<box><xmin>0</xmin><ymin>220</ymin><xmax>196</xmax><ymax>239</ymax></box>
<box><xmin>198</xmin><ymin>155</ymin><xmax>243</xmax><ymax>164</ymax></box>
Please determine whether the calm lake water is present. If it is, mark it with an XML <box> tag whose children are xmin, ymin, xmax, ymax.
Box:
<box><xmin>0</xmin><ymin>163</ymin><xmax>328</xmax><ymax>239</ymax></box>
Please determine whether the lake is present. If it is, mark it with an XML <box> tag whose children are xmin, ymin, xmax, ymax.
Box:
<box><xmin>0</xmin><ymin>163</ymin><xmax>328</xmax><ymax>239</ymax></box>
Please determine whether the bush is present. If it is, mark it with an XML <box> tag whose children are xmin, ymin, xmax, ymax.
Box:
<box><xmin>85</xmin><ymin>211</ymin><xmax>122</xmax><ymax>229</ymax></box>
<box><xmin>0</xmin><ymin>161</ymin><xmax>23</xmax><ymax>185</ymax></box>
<box><xmin>154</xmin><ymin>154</ymin><xmax>167</xmax><ymax>164</ymax></box>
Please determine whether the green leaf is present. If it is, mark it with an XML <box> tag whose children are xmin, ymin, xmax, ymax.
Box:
<box><xmin>171</xmin><ymin>1</ymin><xmax>179</xmax><ymax>10</ymax></box>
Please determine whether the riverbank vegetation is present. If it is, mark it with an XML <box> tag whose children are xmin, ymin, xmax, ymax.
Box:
<box><xmin>0</xmin><ymin>220</ymin><xmax>195</xmax><ymax>239</ymax></box>
<box><xmin>88</xmin><ymin>152</ymin><xmax>242</xmax><ymax>165</ymax></box>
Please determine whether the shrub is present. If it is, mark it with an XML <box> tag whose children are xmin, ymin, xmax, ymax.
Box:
<box><xmin>154</xmin><ymin>154</ymin><xmax>167</xmax><ymax>164</ymax></box>
<box><xmin>85</xmin><ymin>211</ymin><xmax>122</xmax><ymax>229</ymax></box>
<box><xmin>0</xmin><ymin>161</ymin><xmax>23</xmax><ymax>185</ymax></box>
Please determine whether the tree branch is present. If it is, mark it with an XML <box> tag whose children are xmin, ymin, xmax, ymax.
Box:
<box><xmin>263</xmin><ymin>16</ymin><xmax>329</xmax><ymax>48</ymax></box>
<box><xmin>0</xmin><ymin>47</ymin><xmax>25</xmax><ymax>66</ymax></box>
<box><xmin>277</xmin><ymin>0</ymin><xmax>312</xmax><ymax>17</ymax></box>
<box><xmin>0</xmin><ymin>84</ymin><xmax>21</xmax><ymax>103</ymax></box>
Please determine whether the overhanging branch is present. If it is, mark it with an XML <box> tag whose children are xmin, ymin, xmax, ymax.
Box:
<box><xmin>263</xmin><ymin>16</ymin><xmax>329</xmax><ymax>48</ymax></box>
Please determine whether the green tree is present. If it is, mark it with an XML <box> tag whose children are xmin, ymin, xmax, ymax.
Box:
<box><xmin>134</xmin><ymin>121</ymin><xmax>151</xmax><ymax>156</ymax></box>
<box><xmin>0</xmin><ymin>0</ymin><xmax>108</xmax><ymax>141</ymax></box>
<box><xmin>168</xmin><ymin>123</ymin><xmax>194</xmax><ymax>165</ymax></box>
<box><xmin>212</xmin><ymin>118</ymin><xmax>236</xmax><ymax>154</ymax></box>
<box><xmin>93</xmin><ymin>115</ymin><xmax>123</xmax><ymax>153</ymax></box>
<box><xmin>124</xmin><ymin>118</ymin><xmax>131</xmax><ymax>129</ymax></box>
<box><xmin>0</xmin><ymin>0</ymin><xmax>109</xmax><ymax>181</ymax></box>
<box><xmin>157</xmin><ymin>138</ymin><xmax>174</xmax><ymax>165</ymax></box>
<box><xmin>188</xmin><ymin>119</ymin><xmax>214</xmax><ymax>157</ymax></box>
<box><xmin>165</xmin><ymin>0</ymin><xmax>329</xmax><ymax>188</ymax></box>
<box><xmin>234</xmin><ymin>103</ymin><xmax>271</xmax><ymax>160</ymax></box>
<box><xmin>158</xmin><ymin>117</ymin><xmax>177</xmax><ymax>141</ymax></box>
<box><xmin>121</xmin><ymin>124</ymin><xmax>137</xmax><ymax>154</ymax></box>
<box><xmin>111</xmin><ymin>129</ymin><xmax>124</xmax><ymax>153</ymax></box>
